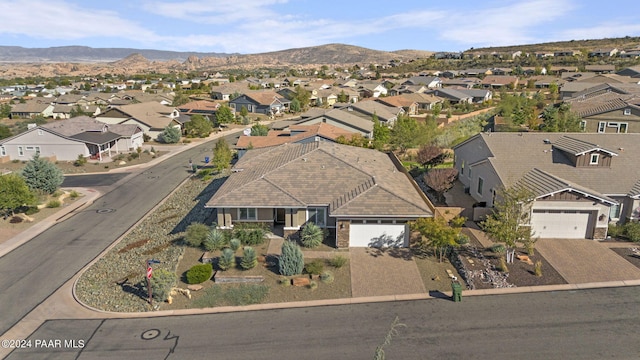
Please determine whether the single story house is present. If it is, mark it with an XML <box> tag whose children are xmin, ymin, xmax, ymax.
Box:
<box><xmin>229</xmin><ymin>91</ymin><xmax>290</xmax><ymax>116</ymax></box>
<box><xmin>205</xmin><ymin>142</ymin><xmax>434</xmax><ymax>247</ymax></box>
<box><xmin>453</xmin><ymin>133</ymin><xmax>640</xmax><ymax>240</ymax></box>
<box><xmin>10</xmin><ymin>101</ymin><xmax>54</xmax><ymax>119</ymax></box>
<box><xmin>567</xmin><ymin>93</ymin><xmax>640</xmax><ymax>133</ymax></box>
<box><xmin>0</xmin><ymin>116</ymin><xmax>143</xmax><ymax>162</ymax></box>
<box><xmin>96</xmin><ymin>101</ymin><xmax>182</xmax><ymax>140</ymax></box>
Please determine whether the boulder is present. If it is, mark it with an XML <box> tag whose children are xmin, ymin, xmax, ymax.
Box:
<box><xmin>292</xmin><ymin>277</ymin><xmax>310</xmax><ymax>287</ymax></box>
<box><xmin>187</xmin><ymin>284</ymin><xmax>203</xmax><ymax>291</ymax></box>
<box><xmin>118</xmin><ymin>161</ymin><xmax>127</xmax><ymax>166</ymax></box>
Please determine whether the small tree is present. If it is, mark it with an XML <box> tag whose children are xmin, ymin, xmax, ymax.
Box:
<box><xmin>416</xmin><ymin>145</ymin><xmax>445</xmax><ymax>168</ymax></box>
<box><xmin>212</xmin><ymin>137</ymin><xmax>233</xmax><ymax>171</ymax></box>
<box><xmin>250</xmin><ymin>124</ymin><xmax>269</xmax><ymax>136</ymax></box>
<box><xmin>372</xmin><ymin>115</ymin><xmax>390</xmax><ymax>150</ymax></box>
<box><xmin>0</xmin><ymin>173</ymin><xmax>36</xmax><ymax>216</ymax></box>
<box><xmin>0</xmin><ymin>124</ymin><xmax>13</xmax><ymax>139</ymax></box>
<box><xmin>301</xmin><ymin>222</ymin><xmax>324</xmax><ymax>248</ymax></box>
<box><xmin>279</xmin><ymin>241</ymin><xmax>304</xmax><ymax>276</ymax></box>
<box><xmin>423</xmin><ymin>168</ymin><xmax>458</xmax><ymax>203</ymax></box>
<box><xmin>215</xmin><ymin>104</ymin><xmax>234</xmax><ymax>124</ymax></box>
<box><xmin>218</xmin><ymin>248</ymin><xmax>236</xmax><ymax>270</ymax></box>
<box><xmin>410</xmin><ymin>217</ymin><xmax>460</xmax><ymax>262</ymax></box>
<box><xmin>159</xmin><ymin>126</ymin><xmax>181</xmax><ymax>144</ymax></box>
<box><xmin>21</xmin><ymin>153</ymin><xmax>64</xmax><ymax>194</ymax></box>
<box><xmin>143</xmin><ymin>268</ymin><xmax>176</xmax><ymax>302</ymax></box>
<box><xmin>184</xmin><ymin>223</ymin><xmax>210</xmax><ymax>247</ymax></box>
<box><xmin>184</xmin><ymin>114</ymin><xmax>213</xmax><ymax>138</ymax></box>
<box><xmin>240</xmin><ymin>246</ymin><xmax>258</xmax><ymax>270</ymax></box>
<box><xmin>481</xmin><ymin>186</ymin><xmax>534</xmax><ymax>263</ymax></box>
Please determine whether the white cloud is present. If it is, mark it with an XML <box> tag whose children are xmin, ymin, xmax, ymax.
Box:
<box><xmin>560</xmin><ymin>23</ymin><xmax>640</xmax><ymax>41</ymax></box>
<box><xmin>0</xmin><ymin>0</ymin><xmax>158</xmax><ymax>42</ymax></box>
<box><xmin>437</xmin><ymin>0</ymin><xmax>576</xmax><ymax>47</ymax></box>
<box><xmin>141</xmin><ymin>0</ymin><xmax>290</xmax><ymax>24</ymax></box>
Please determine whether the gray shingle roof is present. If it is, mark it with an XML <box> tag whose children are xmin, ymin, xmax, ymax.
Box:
<box><xmin>206</xmin><ymin>142</ymin><xmax>433</xmax><ymax>217</ymax></box>
<box><xmin>514</xmin><ymin>168</ymin><xmax>616</xmax><ymax>204</ymax></box>
<box><xmin>552</xmin><ymin>136</ymin><xmax>618</xmax><ymax>156</ymax></box>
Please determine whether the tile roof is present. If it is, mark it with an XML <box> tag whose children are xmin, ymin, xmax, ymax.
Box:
<box><xmin>42</xmin><ymin>116</ymin><xmax>140</xmax><ymax>138</ymax></box>
<box><xmin>567</xmin><ymin>92</ymin><xmax>639</xmax><ymax>117</ymax></box>
<box><xmin>206</xmin><ymin>142</ymin><xmax>433</xmax><ymax>217</ymax></box>
<box><xmin>459</xmin><ymin>132</ymin><xmax>640</xmax><ymax>197</ymax></box>
<box><xmin>235</xmin><ymin>123</ymin><xmax>354</xmax><ymax>149</ymax></box>
<box><xmin>552</xmin><ymin>136</ymin><xmax>618</xmax><ymax>156</ymax></box>
<box><xmin>244</xmin><ymin>91</ymin><xmax>289</xmax><ymax>106</ymax></box>
<box><xmin>514</xmin><ymin>168</ymin><xmax>615</xmax><ymax>204</ymax></box>
<box><xmin>104</xmin><ymin>102</ymin><xmax>177</xmax><ymax>129</ymax></box>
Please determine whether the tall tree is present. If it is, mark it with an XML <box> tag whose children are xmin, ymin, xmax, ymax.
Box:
<box><xmin>215</xmin><ymin>104</ymin><xmax>234</xmax><ymax>124</ymax></box>
<box><xmin>21</xmin><ymin>153</ymin><xmax>64</xmax><ymax>194</ymax></box>
<box><xmin>159</xmin><ymin>125</ymin><xmax>181</xmax><ymax>144</ymax></box>
<box><xmin>184</xmin><ymin>114</ymin><xmax>213</xmax><ymax>138</ymax></box>
<box><xmin>372</xmin><ymin>115</ymin><xmax>390</xmax><ymax>150</ymax></box>
<box><xmin>172</xmin><ymin>92</ymin><xmax>190</xmax><ymax>107</ymax></box>
<box><xmin>389</xmin><ymin>115</ymin><xmax>437</xmax><ymax>153</ymax></box>
<box><xmin>481</xmin><ymin>186</ymin><xmax>534</xmax><ymax>263</ymax></box>
<box><xmin>0</xmin><ymin>173</ymin><xmax>36</xmax><ymax>216</ymax></box>
<box><xmin>540</xmin><ymin>103</ymin><xmax>582</xmax><ymax>132</ymax></box>
<box><xmin>212</xmin><ymin>138</ymin><xmax>233</xmax><ymax>171</ymax></box>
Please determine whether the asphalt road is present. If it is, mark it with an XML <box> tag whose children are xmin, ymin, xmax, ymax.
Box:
<box><xmin>61</xmin><ymin>173</ymin><xmax>131</xmax><ymax>188</ymax></box>
<box><xmin>0</xmin><ymin>132</ymin><xmax>241</xmax><ymax>337</ymax></box>
<box><xmin>6</xmin><ymin>287</ymin><xmax>640</xmax><ymax>359</ymax></box>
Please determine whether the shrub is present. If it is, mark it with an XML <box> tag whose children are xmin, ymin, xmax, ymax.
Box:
<box><xmin>203</xmin><ymin>229</ymin><xmax>227</xmax><ymax>251</ymax></box>
<box><xmin>329</xmin><ymin>255</ymin><xmax>348</xmax><ymax>268</ymax></box>
<box><xmin>234</xmin><ymin>227</ymin><xmax>265</xmax><ymax>246</ymax></box>
<box><xmin>449</xmin><ymin>216</ymin><xmax>467</xmax><ymax>228</ymax></box>
<box><xmin>608</xmin><ymin>224</ymin><xmax>624</xmax><ymax>238</ymax></box>
<box><xmin>498</xmin><ymin>257</ymin><xmax>509</xmax><ymax>273</ymax></box>
<box><xmin>143</xmin><ymin>268</ymin><xmax>176</xmax><ymax>301</ymax></box>
<box><xmin>130</xmin><ymin>152</ymin><xmax>139</xmax><ymax>159</ymax></box>
<box><xmin>301</xmin><ymin>222</ymin><xmax>324</xmax><ymax>248</ymax></box>
<box><xmin>623</xmin><ymin>222</ymin><xmax>640</xmax><ymax>242</ymax></box>
<box><xmin>185</xmin><ymin>263</ymin><xmax>213</xmax><ymax>284</ymax></box>
<box><xmin>184</xmin><ymin>223</ymin><xmax>210</xmax><ymax>247</ymax></box>
<box><xmin>534</xmin><ymin>260</ymin><xmax>543</xmax><ymax>277</ymax></box>
<box><xmin>240</xmin><ymin>246</ymin><xmax>258</xmax><ymax>270</ymax></box>
<box><xmin>46</xmin><ymin>199</ymin><xmax>61</xmax><ymax>208</ymax></box>
<box><xmin>279</xmin><ymin>277</ymin><xmax>291</xmax><ymax>286</ymax></box>
<box><xmin>279</xmin><ymin>241</ymin><xmax>304</xmax><ymax>276</ymax></box>
<box><xmin>69</xmin><ymin>190</ymin><xmax>80</xmax><ymax>199</ymax></box>
<box><xmin>308</xmin><ymin>280</ymin><xmax>318</xmax><ymax>290</ymax></box>
<box><xmin>159</xmin><ymin>126</ymin><xmax>181</xmax><ymax>144</ymax></box>
<box><xmin>304</xmin><ymin>259</ymin><xmax>324</xmax><ymax>275</ymax></box>
<box><xmin>491</xmin><ymin>244</ymin><xmax>506</xmax><ymax>255</ymax></box>
<box><xmin>320</xmin><ymin>271</ymin><xmax>334</xmax><ymax>284</ymax></box>
<box><xmin>223</xmin><ymin>284</ymin><xmax>268</xmax><ymax>306</ymax></box>
<box><xmin>52</xmin><ymin>189</ymin><xmax>63</xmax><ymax>197</ymax></box>
<box><xmin>218</xmin><ymin>248</ymin><xmax>236</xmax><ymax>270</ymax></box>
<box><xmin>73</xmin><ymin>154</ymin><xmax>87</xmax><ymax>167</ymax></box>
<box><xmin>229</xmin><ymin>238</ymin><xmax>241</xmax><ymax>252</ymax></box>
<box><xmin>455</xmin><ymin>234</ymin><xmax>470</xmax><ymax>245</ymax></box>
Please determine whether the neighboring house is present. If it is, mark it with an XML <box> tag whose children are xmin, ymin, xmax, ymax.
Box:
<box><xmin>96</xmin><ymin>102</ymin><xmax>181</xmax><ymax>140</ymax></box>
<box><xmin>567</xmin><ymin>92</ymin><xmax>640</xmax><ymax>133</ymax></box>
<box><xmin>205</xmin><ymin>142</ymin><xmax>434</xmax><ymax>247</ymax></box>
<box><xmin>294</xmin><ymin>108</ymin><xmax>375</xmax><ymax>138</ymax></box>
<box><xmin>441</xmin><ymin>78</ymin><xmax>481</xmax><ymax>89</ymax></box>
<box><xmin>10</xmin><ymin>101</ymin><xmax>54</xmax><ymax>119</ymax></box>
<box><xmin>589</xmin><ymin>48</ymin><xmax>618</xmax><ymax>57</ymax></box>
<box><xmin>585</xmin><ymin>65</ymin><xmax>616</xmax><ymax>74</ymax></box>
<box><xmin>229</xmin><ymin>91</ymin><xmax>290</xmax><ymax>115</ymax></box>
<box><xmin>428</xmin><ymin>88</ymin><xmax>473</xmax><ymax>104</ymax></box>
<box><xmin>234</xmin><ymin>122</ymin><xmax>356</xmax><ymax>158</ymax></box>
<box><xmin>375</xmin><ymin>95</ymin><xmax>418</xmax><ymax>115</ymax></box>
<box><xmin>52</xmin><ymin>105</ymin><xmax>73</xmax><ymax>119</ymax></box>
<box><xmin>616</xmin><ymin>65</ymin><xmax>640</xmax><ymax>78</ymax></box>
<box><xmin>453</xmin><ymin>133</ymin><xmax>640</xmax><ymax>240</ymax></box>
<box><xmin>401</xmin><ymin>76</ymin><xmax>442</xmax><ymax>88</ymax></box>
<box><xmin>0</xmin><ymin>116</ymin><xmax>143</xmax><ymax>162</ymax></box>
<box><xmin>177</xmin><ymin>100</ymin><xmax>220</xmax><ymax>118</ymax></box>
<box><xmin>346</xmin><ymin>101</ymin><xmax>404</xmax><ymax>125</ymax></box>
<box><xmin>554</xmin><ymin>50</ymin><xmax>580</xmax><ymax>57</ymax></box>
<box><xmin>356</xmin><ymin>82</ymin><xmax>388</xmax><ymax>98</ymax></box>
<box><xmin>480</xmin><ymin>75</ymin><xmax>519</xmax><ymax>89</ymax></box>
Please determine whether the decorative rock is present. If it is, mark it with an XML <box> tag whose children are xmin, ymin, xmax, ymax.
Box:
<box><xmin>292</xmin><ymin>277</ymin><xmax>310</xmax><ymax>287</ymax></box>
<box><xmin>166</xmin><ymin>295</ymin><xmax>173</xmax><ymax>304</ymax></box>
<box><xmin>118</xmin><ymin>161</ymin><xmax>127</xmax><ymax>165</ymax></box>
<box><xmin>149</xmin><ymin>152</ymin><xmax>155</xmax><ymax>156</ymax></box>
<box><xmin>187</xmin><ymin>284</ymin><xmax>203</xmax><ymax>291</ymax></box>
<box><xmin>257</xmin><ymin>255</ymin><xmax>266</xmax><ymax>263</ymax></box>
<box><xmin>310</xmin><ymin>274</ymin><xmax>320</xmax><ymax>280</ymax></box>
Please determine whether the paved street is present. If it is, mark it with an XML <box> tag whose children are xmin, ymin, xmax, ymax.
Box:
<box><xmin>0</xmin><ymin>132</ymin><xmax>242</xmax><ymax>336</ymax></box>
<box><xmin>6</xmin><ymin>287</ymin><xmax>640</xmax><ymax>359</ymax></box>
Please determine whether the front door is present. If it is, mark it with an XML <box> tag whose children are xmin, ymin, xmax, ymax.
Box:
<box><xmin>275</xmin><ymin>208</ymin><xmax>285</xmax><ymax>224</ymax></box>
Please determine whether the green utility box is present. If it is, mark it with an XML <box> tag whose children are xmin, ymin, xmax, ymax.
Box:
<box><xmin>451</xmin><ymin>281</ymin><xmax>462</xmax><ymax>302</ymax></box>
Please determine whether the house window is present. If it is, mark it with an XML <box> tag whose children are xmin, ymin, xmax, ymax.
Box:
<box><xmin>590</xmin><ymin>153</ymin><xmax>599</xmax><ymax>164</ymax></box>
<box><xmin>238</xmin><ymin>208</ymin><xmax>257</xmax><ymax>220</ymax></box>
<box><xmin>619</xmin><ymin>123</ymin><xmax>628</xmax><ymax>133</ymax></box>
<box><xmin>609</xmin><ymin>204</ymin><xmax>622</xmax><ymax>219</ymax></box>
<box><xmin>18</xmin><ymin>146</ymin><xmax>24</xmax><ymax>156</ymax></box>
<box><xmin>307</xmin><ymin>207</ymin><xmax>326</xmax><ymax>227</ymax></box>
<box><xmin>477</xmin><ymin>177</ymin><xmax>484</xmax><ymax>195</ymax></box>
<box><xmin>598</xmin><ymin>121</ymin><xmax>606</xmax><ymax>133</ymax></box>
<box><xmin>35</xmin><ymin>146</ymin><xmax>40</xmax><ymax>154</ymax></box>
<box><xmin>460</xmin><ymin>160</ymin><xmax>464</xmax><ymax>175</ymax></box>
<box><xmin>580</xmin><ymin>120</ymin><xmax>586</xmax><ymax>131</ymax></box>
<box><xmin>37</xmin><ymin>129</ymin><xmax>43</xmax><ymax>136</ymax></box>
<box><xmin>624</xmin><ymin>108</ymin><xmax>631</xmax><ymax>115</ymax></box>
<box><xmin>25</xmin><ymin>146</ymin><xmax>34</xmax><ymax>151</ymax></box>
<box><xmin>0</xmin><ymin>146</ymin><xmax>5</xmax><ymax>156</ymax></box>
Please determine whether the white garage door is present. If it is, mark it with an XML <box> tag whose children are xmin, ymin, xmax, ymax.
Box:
<box><xmin>349</xmin><ymin>223</ymin><xmax>408</xmax><ymax>247</ymax></box>
<box><xmin>531</xmin><ymin>210</ymin><xmax>591</xmax><ymax>239</ymax></box>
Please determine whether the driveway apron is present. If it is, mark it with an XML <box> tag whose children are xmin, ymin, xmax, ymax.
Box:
<box><xmin>536</xmin><ymin>238</ymin><xmax>640</xmax><ymax>283</ymax></box>
<box><xmin>349</xmin><ymin>248</ymin><xmax>426</xmax><ymax>297</ymax></box>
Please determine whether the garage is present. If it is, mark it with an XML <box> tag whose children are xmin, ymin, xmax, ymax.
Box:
<box><xmin>349</xmin><ymin>223</ymin><xmax>408</xmax><ymax>247</ymax></box>
<box><xmin>530</xmin><ymin>210</ymin><xmax>592</xmax><ymax>239</ymax></box>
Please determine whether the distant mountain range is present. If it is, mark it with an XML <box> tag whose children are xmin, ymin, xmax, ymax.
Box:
<box><xmin>0</xmin><ymin>45</ymin><xmax>232</xmax><ymax>62</ymax></box>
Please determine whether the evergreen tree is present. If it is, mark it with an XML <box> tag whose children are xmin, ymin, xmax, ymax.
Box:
<box><xmin>21</xmin><ymin>153</ymin><xmax>63</xmax><ymax>194</ymax></box>
<box><xmin>159</xmin><ymin>125</ymin><xmax>181</xmax><ymax>143</ymax></box>
<box><xmin>279</xmin><ymin>241</ymin><xmax>304</xmax><ymax>276</ymax></box>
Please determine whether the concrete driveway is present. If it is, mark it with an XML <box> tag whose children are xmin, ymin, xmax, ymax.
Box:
<box><xmin>349</xmin><ymin>248</ymin><xmax>426</xmax><ymax>297</ymax></box>
<box><xmin>536</xmin><ymin>238</ymin><xmax>640</xmax><ymax>283</ymax></box>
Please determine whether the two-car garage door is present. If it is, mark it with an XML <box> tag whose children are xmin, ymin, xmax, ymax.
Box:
<box><xmin>349</xmin><ymin>223</ymin><xmax>408</xmax><ymax>247</ymax></box>
<box><xmin>530</xmin><ymin>210</ymin><xmax>592</xmax><ymax>239</ymax></box>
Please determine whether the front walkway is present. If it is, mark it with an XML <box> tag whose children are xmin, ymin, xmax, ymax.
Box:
<box><xmin>349</xmin><ymin>248</ymin><xmax>426</xmax><ymax>297</ymax></box>
<box><xmin>536</xmin><ymin>238</ymin><xmax>640</xmax><ymax>283</ymax></box>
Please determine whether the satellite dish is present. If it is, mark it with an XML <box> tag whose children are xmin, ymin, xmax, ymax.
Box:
<box><xmin>243</xmin><ymin>128</ymin><xmax>251</xmax><ymax>136</ymax></box>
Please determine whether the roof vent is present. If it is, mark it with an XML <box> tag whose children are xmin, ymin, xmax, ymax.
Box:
<box><xmin>543</xmin><ymin>139</ymin><xmax>551</xmax><ymax>144</ymax></box>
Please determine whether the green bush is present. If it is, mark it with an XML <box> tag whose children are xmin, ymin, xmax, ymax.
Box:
<box><xmin>69</xmin><ymin>190</ymin><xmax>80</xmax><ymax>199</ymax></box>
<box><xmin>159</xmin><ymin>126</ymin><xmax>181</xmax><ymax>144</ymax></box>
<box><xmin>73</xmin><ymin>154</ymin><xmax>87</xmax><ymax>167</ymax></box>
<box><xmin>229</xmin><ymin>238</ymin><xmax>241</xmax><ymax>252</ymax></box>
<box><xmin>449</xmin><ymin>216</ymin><xmax>467</xmax><ymax>228</ymax></box>
<box><xmin>46</xmin><ymin>199</ymin><xmax>61</xmax><ymax>208</ymax></box>
<box><xmin>279</xmin><ymin>241</ymin><xmax>304</xmax><ymax>276</ymax></box>
<box><xmin>301</xmin><ymin>222</ymin><xmax>324</xmax><ymax>248</ymax></box>
<box><xmin>455</xmin><ymin>234</ymin><xmax>470</xmax><ymax>245</ymax></box>
<box><xmin>184</xmin><ymin>223</ymin><xmax>210</xmax><ymax>247</ymax></box>
<box><xmin>240</xmin><ymin>246</ymin><xmax>258</xmax><ymax>270</ymax></box>
<box><xmin>130</xmin><ymin>152</ymin><xmax>139</xmax><ymax>159</ymax></box>
<box><xmin>186</xmin><ymin>263</ymin><xmax>213</xmax><ymax>284</ymax></box>
<box><xmin>142</xmin><ymin>268</ymin><xmax>176</xmax><ymax>301</ymax></box>
<box><xmin>320</xmin><ymin>271</ymin><xmax>334</xmax><ymax>284</ymax></box>
<box><xmin>218</xmin><ymin>248</ymin><xmax>236</xmax><ymax>271</ymax></box>
<box><xmin>234</xmin><ymin>227</ymin><xmax>266</xmax><ymax>246</ymax></box>
<box><xmin>624</xmin><ymin>222</ymin><xmax>640</xmax><ymax>242</ymax></box>
<box><xmin>203</xmin><ymin>229</ymin><xmax>227</xmax><ymax>251</ymax></box>
<box><xmin>534</xmin><ymin>260</ymin><xmax>543</xmax><ymax>277</ymax></box>
<box><xmin>304</xmin><ymin>259</ymin><xmax>324</xmax><ymax>275</ymax></box>
<box><xmin>308</xmin><ymin>280</ymin><xmax>318</xmax><ymax>290</ymax></box>
<box><xmin>608</xmin><ymin>224</ymin><xmax>624</xmax><ymax>238</ymax></box>
<box><xmin>329</xmin><ymin>255</ymin><xmax>348</xmax><ymax>268</ymax></box>
<box><xmin>491</xmin><ymin>244</ymin><xmax>506</xmax><ymax>255</ymax></box>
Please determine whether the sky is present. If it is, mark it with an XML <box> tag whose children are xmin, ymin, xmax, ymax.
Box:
<box><xmin>0</xmin><ymin>0</ymin><xmax>639</xmax><ymax>54</ymax></box>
